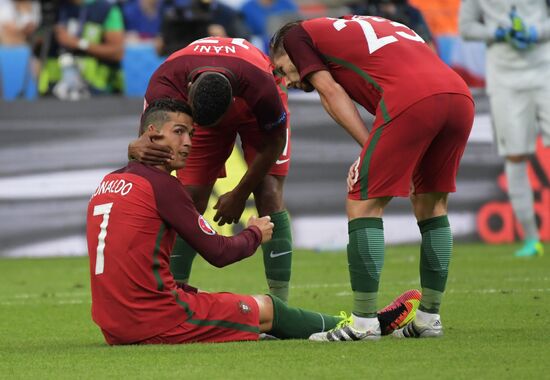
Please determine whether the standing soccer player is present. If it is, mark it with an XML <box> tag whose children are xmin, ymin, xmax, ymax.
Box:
<box><xmin>129</xmin><ymin>37</ymin><xmax>294</xmax><ymax>302</ymax></box>
<box><xmin>87</xmin><ymin>99</ymin><xmax>420</xmax><ymax>345</ymax></box>
<box><xmin>270</xmin><ymin>16</ymin><xmax>474</xmax><ymax>340</ymax></box>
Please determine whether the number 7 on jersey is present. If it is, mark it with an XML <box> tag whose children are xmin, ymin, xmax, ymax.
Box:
<box><xmin>93</xmin><ymin>202</ymin><xmax>113</xmax><ymax>275</ymax></box>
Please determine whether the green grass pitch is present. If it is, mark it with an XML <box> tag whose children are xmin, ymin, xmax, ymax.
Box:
<box><xmin>1</xmin><ymin>243</ymin><xmax>549</xmax><ymax>379</ymax></box>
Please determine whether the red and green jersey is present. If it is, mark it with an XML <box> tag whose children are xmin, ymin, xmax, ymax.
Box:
<box><xmin>86</xmin><ymin>162</ymin><xmax>262</xmax><ymax>344</ymax></box>
<box><xmin>283</xmin><ymin>16</ymin><xmax>472</xmax><ymax>123</ymax></box>
<box><xmin>145</xmin><ymin>37</ymin><xmax>287</xmax><ymax>131</ymax></box>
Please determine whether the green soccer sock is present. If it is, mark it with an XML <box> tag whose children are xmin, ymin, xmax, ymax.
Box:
<box><xmin>267</xmin><ymin>295</ymin><xmax>342</xmax><ymax>339</ymax></box>
<box><xmin>347</xmin><ymin>217</ymin><xmax>385</xmax><ymax>318</ymax></box>
<box><xmin>170</xmin><ymin>235</ymin><xmax>197</xmax><ymax>284</ymax></box>
<box><xmin>262</xmin><ymin>210</ymin><xmax>292</xmax><ymax>303</ymax></box>
<box><xmin>418</xmin><ymin>215</ymin><xmax>452</xmax><ymax>314</ymax></box>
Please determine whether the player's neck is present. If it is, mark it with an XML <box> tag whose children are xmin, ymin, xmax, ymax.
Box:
<box><xmin>153</xmin><ymin>163</ymin><xmax>172</xmax><ymax>174</ymax></box>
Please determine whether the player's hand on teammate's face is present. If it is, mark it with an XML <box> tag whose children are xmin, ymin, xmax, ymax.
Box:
<box><xmin>213</xmin><ymin>190</ymin><xmax>247</xmax><ymax>226</ymax></box>
<box><xmin>129</xmin><ymin>130</ymin><xmax>174</xmax><ymax>165</ymax></box>
<box><xmin>247</xmin><ymin>215</ymin><xmax>274</xmax><ymax>243</ymax></box>
<box><xmin>347</xmin><ymin>157</ymin><xmax>360</xmax><ymax>192</ymax></box>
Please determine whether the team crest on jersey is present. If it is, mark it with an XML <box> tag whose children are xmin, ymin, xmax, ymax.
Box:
<box><xmin>198</xmin><ymin>215</ymin><xmax>216</xmax><ymax>235</ymax></box>
<box><xmin>238</xmin><ymin>301</ymin><xmax>252</xmax><ymax>314</ymax></box>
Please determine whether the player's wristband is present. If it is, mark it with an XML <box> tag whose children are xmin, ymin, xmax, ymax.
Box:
<box><xmin>77</xmin><ymin>38</ymin><xmax>90</xmax><ymax>51</ymax></box>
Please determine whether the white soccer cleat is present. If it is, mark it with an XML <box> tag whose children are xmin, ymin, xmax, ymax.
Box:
<box><xmin>392</xmin><ymin>310</ymin><xmax>443</xmax><ymax>338</ymax></box>
<box><xmin>309</xmin><ymin>312</ymin><xmax>381</xmax><ymax>342</ymax></box>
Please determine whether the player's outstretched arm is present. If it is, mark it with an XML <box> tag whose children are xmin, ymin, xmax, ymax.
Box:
<box><xmin>309</xmin><ymin>70</ymin><xmax>369</xmax><ymax>146</ymax></box>
<box><xmin>128</xmin><ymin>130</ymin><xmax>174</xmax><ymax>165</ymax></box>
<box><xmin>213</xmin><ymin>127</ymin><xmax>286</xmax><ymax>225</ymax></box>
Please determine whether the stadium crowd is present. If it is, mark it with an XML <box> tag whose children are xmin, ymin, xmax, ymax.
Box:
<box><xmin>0</xmin><ymin>0</ymin><xmax>465</xmax><ymax>100</ymax></box>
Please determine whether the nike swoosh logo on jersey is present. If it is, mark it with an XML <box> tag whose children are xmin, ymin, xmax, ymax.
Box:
<box><xmin>275</xmin><ymin>158</ymin><xmax>290</xmax><ymax>165</ymax></box>
<box><xmin>170</xmin><ymin>255</ymin><xmax>182</xmax><ymax>258</ymax></box>
<box><xmin>269</xmin><ymin>250</ymin><xmax>292</xmax><ymax>258</ymax></box>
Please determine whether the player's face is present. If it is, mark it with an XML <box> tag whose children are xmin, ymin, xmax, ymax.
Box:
<box><xmin>273</xmin><ymin>52</ymin><xmax>314</xmax><ymax>92</ymax></box>
<box><xmin>157</xmin><ymin>112</ymin><xmax>194</xmax><ymax>171</ymax></box>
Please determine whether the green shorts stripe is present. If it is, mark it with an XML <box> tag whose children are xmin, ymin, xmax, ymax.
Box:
<box><xmin>360</xmin><ymin>127</ymin><xmax>384</xmax><ymax>200</ymax></box>
<box><xmin>323</xmin><ymin>54</ymin><xmax>391</xmax><ymax>123</ymax></box>
<box><xmin>186</xmin><ymin>318</ymin><xmax>260</xmax><ymax>333</ymax></box>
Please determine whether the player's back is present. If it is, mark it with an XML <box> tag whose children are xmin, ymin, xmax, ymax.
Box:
<box><xmin>146</xmin><ymin>37</ymin><xmax>274</xmax><ymax>103</ymax></box>
<box><xmin>86</xmin><ymin>163</ymin><xmax>185</xmax><ymax>344</ymax></box>
<box><xmin>302</xmin><ymin>16</ymin><xmax>471</xmax><ymax>121</ymax></box>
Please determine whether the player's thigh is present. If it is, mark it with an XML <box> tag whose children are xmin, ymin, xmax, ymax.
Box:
<box><xmin>177</xmin><ymin>124</ymin><xmax>237</xmax><ymax>186</ymax></box>
<box><xmin>140</xmin><ymin>292</ymin><xmax>260</xmax><ymax>344</ymax></box>
<box><xmin>349</xmin><ymin>97</ymin><xmax>444</xmax><ymax>200</ymax></box>
<box><xmin>239</xmin><ymin>120</ymin><xmax>291</xmax><ymax>177</ymax></box>
<box><xmin>413</xmin><ymin>94</ymin><xmax>474</xmax><ymax>194</ymax></box>
<box><xmin>535</xmin><ymin>83</ymin><xmax>550</xmax><ymax>147</ymax></box>
<box><xmin>489</xmin><ymin>87</ymin><xmax>538</xmax><ymax>156</ymax></box>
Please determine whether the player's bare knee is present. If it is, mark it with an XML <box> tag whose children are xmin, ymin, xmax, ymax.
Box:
<box><xmin>346</xmin><ymin>197</ymin><xmax>390</xmax><ymax>219</ymax></box>
<box><xmin>252</xmin><ymin>294</ymin><xmax>274</xmax><ymax>331</ymax></box>
<box><xmin>411</xmin><ymin>192</ymin><xmax>448</xmax><ymax>221</ymax></box>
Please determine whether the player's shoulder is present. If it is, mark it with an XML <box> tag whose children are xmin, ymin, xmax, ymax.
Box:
<box><xmin>124</xmin><ymin>162</ymin><xmax>177</xmax><ymax>187</ymax></box>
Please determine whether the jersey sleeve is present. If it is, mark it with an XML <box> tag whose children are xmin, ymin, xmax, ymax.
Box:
<box><xmin>153</xmin><ymin>176</ymin><xmax>262</xmax><ymax>267</ymax></box>
<box><xmin>283</xmin><ymin>24</ymin><xmax>328</xmax><ymax>81</ymax></box>
<box><xmin>241</xmin><ymin>66</ymin><xmax>287</xmax><ymax>132</ymax></box>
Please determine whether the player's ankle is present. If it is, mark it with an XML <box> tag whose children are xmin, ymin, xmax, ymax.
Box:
<box><xmin>352</xmin><ymin>314</ymin><xmax>379</xmax><ymax>331</ymax></box>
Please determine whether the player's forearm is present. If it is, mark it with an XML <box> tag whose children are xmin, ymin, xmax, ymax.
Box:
<box><xmin>194</xmin><ymin>228</ymin><xmax>262</xmax><ymax>267</ymax></box>
<box><xmin>319</xmin><ymin>90</ymin><xmax>369</xmax><ymax>146</ymax></box>
<box><xmin>233</xmin><ymin>129</ymin><xmax>286</xmax><ymax>197</ymax></box>
<box><xmin>86</xmin><ymin>42</ymin><xmax>124</xmax><ymax>62</ymax></box>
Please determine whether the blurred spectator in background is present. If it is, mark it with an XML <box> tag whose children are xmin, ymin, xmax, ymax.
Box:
<box><xmin>240</xmin><ymin>0</ymin><xmax>299</xmax><ymax>52</ymax></box>
<box><xmin>122</xmin><ymin>0</ymin><xmax>161</xmax><ymax>42</ymax></box>
<box><xmin>158</xmin><ymin>0</ymin><xmax>250</xmax><ymax>56</ymax></box>
<box><xmin>39</xmin><ymin>0</ymin><xmax>125</xmax><ymax>99</ymax></box>
<box><xmin>409</xmin><ymin>0</ymin><xmax>459</xmax><ymax>38</ymax></box>
<box><xmin>350</xmin><ymin>0</ymin><xmax>435</xmax><ymax>51</ymax></box>
<box><xmin>0</xmin><ymin>0</ymin><xmax>41</xmax><ymax>45</ymax></box>
<box><xmin>460</xmin><ymin>0</ymin><xmax>550</xmax><ymax>257</ymax></box>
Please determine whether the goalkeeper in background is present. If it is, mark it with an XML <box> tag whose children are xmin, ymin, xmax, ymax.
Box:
<box><xmin>460</xmin><ymin>0</ymin><xmax>550</xmax><ymax>257</ymax></box>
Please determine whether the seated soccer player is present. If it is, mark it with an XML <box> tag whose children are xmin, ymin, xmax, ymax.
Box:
<box><xmin>87</xmin><ymin>98</ymin><xmax>420</xmax><ymax>344</ymax></box>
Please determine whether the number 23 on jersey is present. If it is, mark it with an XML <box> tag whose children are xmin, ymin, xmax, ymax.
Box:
<box><xmin>331</xmin><ymin>15</ymin><xmax>425</xmax><ymax>54</ymax></box>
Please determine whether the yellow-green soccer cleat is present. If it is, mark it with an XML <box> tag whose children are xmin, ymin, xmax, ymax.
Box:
<box><xmin>515</xmin><ymin>239</ymin><xmax>544</xmax><ymax>258</ymax></box>
<box><xmin>309</xmin><ymin>312</ymin><xmax>381</xmax><ymax>342</ymax></box>
<box><xmin>377</xmin><ymin>289</ymin><xmax>422</xmax><ymax>335</ymax></box>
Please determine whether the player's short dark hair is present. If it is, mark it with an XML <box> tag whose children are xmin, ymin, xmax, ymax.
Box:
<box><xmin>139</xmin><ymin>98</ymin><xmax>193</xmax><ymax>135</ymax></box>
<box><xmin>189</xmin><ymin>72</ymin><xmax>232</xmax><ymax>126</ymax></box>
<box><xmin>269</xmin><ymin>20</ymin><xmax>303</xmax><ymax>60</ymax></box>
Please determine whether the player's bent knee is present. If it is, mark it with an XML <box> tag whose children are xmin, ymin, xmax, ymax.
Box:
<box><xmin>346</xmin><ymin>197</ymin><xmax>391</xmax><ymax>219</ymax></box>
<box><xmin>252</xmin><ymin>294</ymin><xmax>274</xmax><ymax>331</ymax></box>
<box><xmin>410</xmin><ymin>192</ymin><xmax>448</xmax><ymax>221</ymax></box>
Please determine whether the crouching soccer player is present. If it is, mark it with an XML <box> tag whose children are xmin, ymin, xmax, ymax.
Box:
<box><xmin>86</xmin><ymin>99</ymin><xmax>420</xmax><ymax>344</ymax></box>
